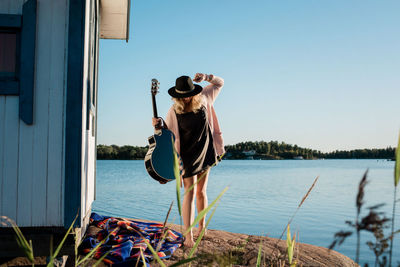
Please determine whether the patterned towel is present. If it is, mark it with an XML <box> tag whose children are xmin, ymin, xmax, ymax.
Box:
<box><xmin>80</xmin><ymin>213</ymin><xmax>183</xmax><ymax>266</ymax></box>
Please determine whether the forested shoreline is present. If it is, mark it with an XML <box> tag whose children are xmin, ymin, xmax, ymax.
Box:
<box><xmin>97</xmin><ymin>141</ymin><xmax>395</xmax><ymax>160</ymax></box>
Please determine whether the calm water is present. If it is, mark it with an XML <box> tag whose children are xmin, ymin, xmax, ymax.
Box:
<box><xmin>93</xmin><ymin>159</ymin><xmax>400</xmax><ymax>265</ymax></box>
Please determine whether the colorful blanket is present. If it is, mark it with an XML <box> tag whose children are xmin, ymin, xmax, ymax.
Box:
<box><xmin>80</xmin><ymin>213</ymin><xmax>183</xmax><ymax>266</ymax></box>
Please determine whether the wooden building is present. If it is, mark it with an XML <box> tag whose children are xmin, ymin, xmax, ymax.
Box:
<box><xmin>0</xmin><ymin>0</ymin><xmax>130</xmax><ymax>257</ymax></box>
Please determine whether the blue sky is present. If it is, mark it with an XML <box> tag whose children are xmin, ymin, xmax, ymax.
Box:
<box><xmin>97</xmin><ymin>0</ymin><xmax>400</xmax><ymax>152</ymax></box>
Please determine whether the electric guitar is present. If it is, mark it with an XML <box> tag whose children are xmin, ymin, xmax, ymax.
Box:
<box><xmin>144</xmin><ymin>79</ymin><xmax>177</xmax><ymax>183</ymax></box>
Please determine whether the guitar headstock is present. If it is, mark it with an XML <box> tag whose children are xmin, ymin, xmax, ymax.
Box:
<box><xmin>151</xmin><ymin>78</ymin><xmax>159</xmax><ymax>96</ymax></box>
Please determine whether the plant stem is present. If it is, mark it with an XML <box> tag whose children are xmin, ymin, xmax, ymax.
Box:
<box><xmin>356</xmin><ymin>213</ymin><xmax>360</xmax><ymax>264</ymax></box>
<box><xmin>389</xmin><ymin>186</ymin><xmax>397</xmax><ymax>267</ymax></box>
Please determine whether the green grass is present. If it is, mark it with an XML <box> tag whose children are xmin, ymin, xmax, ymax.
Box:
<box><xmin>1</xmin><ymin>213</ymin><xmax>108</xmax><ymax>267</ymax></box>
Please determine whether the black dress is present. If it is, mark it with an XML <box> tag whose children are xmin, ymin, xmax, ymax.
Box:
<box><xmin>176</xmin><ymin>106</ymin><xmax>217</xmax><ymax>178</ymax></box>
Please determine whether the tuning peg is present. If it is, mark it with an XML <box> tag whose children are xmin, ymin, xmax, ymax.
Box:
<box><xmin>151</xmin><ymin>78</ymin><xmax>160</xmax><ymax>86</ymax></box>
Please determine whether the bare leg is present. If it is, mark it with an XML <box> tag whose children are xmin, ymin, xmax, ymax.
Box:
<box><xmin>196</xmin><ymin>169</ymin><xmax>210</xmax><ymax>236</ymax></box>
<box><xmin>182</xmin><ymin>176</ymin><xmax>196</xmax><ymax>247</ymax></box>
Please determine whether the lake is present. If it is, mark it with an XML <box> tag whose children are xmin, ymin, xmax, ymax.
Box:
<box><xmin>93</xmin><ymin>159</ymin><xmax>400</xmax><ymax>265</ymax></box>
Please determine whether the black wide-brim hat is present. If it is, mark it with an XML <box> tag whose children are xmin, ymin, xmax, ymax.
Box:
<box><xmin>168</xmin><ymin>75</ymin><xmax>203</xmax><ymax>98</ymax></box>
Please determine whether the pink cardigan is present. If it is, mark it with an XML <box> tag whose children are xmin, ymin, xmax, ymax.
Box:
<box><xmin>165</xmin><ymin>75</ymin><xmax>225</xmax><ymax>157</ymax></box>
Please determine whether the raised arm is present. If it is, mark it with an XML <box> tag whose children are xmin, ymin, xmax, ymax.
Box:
<box><xmin>193</xmin><ymin>73</ymin><xmax>224</xmax><ymax>104</ymax></box>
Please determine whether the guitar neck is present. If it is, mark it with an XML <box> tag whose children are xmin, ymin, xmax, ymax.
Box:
<box><xmin>152</xmin><ymin>93</ymin><xmax>158</xmax><ymax>118</ymax></box>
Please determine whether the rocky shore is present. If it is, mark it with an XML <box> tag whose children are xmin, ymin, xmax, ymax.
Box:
<box><xmin>0</xmin><ymin>223</ymin><xmax>358</xmax><ymax>267</ymax></box>
<box><xmin>163</xmin><ymin>225</ymin><xmax>358</xmax><ymax>267</ymax></box>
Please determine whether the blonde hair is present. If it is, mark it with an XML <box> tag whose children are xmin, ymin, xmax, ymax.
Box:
<box><xmin>173</xmin><ymin>94</ymin><xmax>205</xmax><ymax>114</ymax></box>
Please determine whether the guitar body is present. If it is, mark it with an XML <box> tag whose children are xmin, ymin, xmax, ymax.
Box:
<box><xmin>144</xmin><ymin>128</ymin><xmax>176</xmax><ymax>183</ymax></box>
<box><xmin>144</xmin><ymin>78</ymin><xmax>177</xmax><ymax>183</ymax></box>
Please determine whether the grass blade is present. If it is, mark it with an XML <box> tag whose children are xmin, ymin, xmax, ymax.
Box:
<box><xmin>128</xmin><ymin>227</ymin><xmax>166</xmax><ymax>267</ymax></box>
<box><xmin>1</xmin><ymin>216</ymin><xmax>34</xmax><ymax>263</ymax></box>
<box><xmin>15</xmin><ymin>229</ymin><xmax>34</xmax><ymax>263</ymax></box>
<box><xmin>172</xmin><ymin>138</ymin><xmax>182</xmax><ymax>216</ymax></box>
<box><xmin>188</xmin><ymin>203</ymin><xmax>220</xmax><ymax>258</ymax></box>
<box><xmin>142</xmin><ymin>238</ymin><xmax>166</xmax><ymax>267</ymax></box>
<box><xmin>287</xmin><ymin>225</ymin><xmax>292</xmax><ymax>253</ymax></box>
<box><xmin>183</xmin><ymin>186</ymin><xmax>228</xmax><ymax>236</ymax></box>
<box><xmin>92</xmin><ymin>250</ymin><xmax>111</xmax><ymax>267</ymax></box>
<box><xmin>390</xmin><ymin>132</ymin><xmax>400</xmax><ymax>267</ymax></box>
<box><xmin>47</xmin><ymin>213</ymin><xmax>78</xmax><ymax>267</ymax></box>
<box><xmin>77</xmin><ymin>231</ymin><xmax>113</xmax><ymax>266</ymax></box>
<box><xmin>169</xmin><ymin>257</ymin><xmax>198</xmax><ymax>267</ymax></box>
<box><xmin>156</xmin><ymin>202</ymin><xmax>174</xmax><ymax>252</ymax></box>
<box><xmin>140</xmin><ymin>248</ymin><xmax>147</xmax><ymax>267</ymax></box>
<box><xmin>256</xmin><ymin>241</ymin><xmax>262</xmax><ymax>267</ymax></box>
<box><xmin>287</xmin><ymin>225</ymin><xmax>296</xmax><ymax>265</ymax></box>
<box><xmin>395</xmin><ymin>131</ymin><xmax>400</xmax><ymax>186</ymax></box>
<box><xmin>163</xmin><ymin>201</ymin><xmax>174</xmax><ymax>230</ymax></box>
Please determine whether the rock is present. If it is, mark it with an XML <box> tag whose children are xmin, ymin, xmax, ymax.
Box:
<box><xmin>161</xmin><ymin>224</ymin><xmax>358</xmax><ymax>267</ymax></box>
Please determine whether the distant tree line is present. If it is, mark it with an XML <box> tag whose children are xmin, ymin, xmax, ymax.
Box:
<box><xmin>97</xmin><ymin>141</ymin><xmax>395</xmax><ymax>160</ymax></box>
<box><xmin>97</xmin><ymin>144</ymin><xmax>148</xmax><ymax>160</ymax></box>
<box><xmin>224</xmin><ymin>141</ymin><xmax>395</xmax><ymax>160</ymax></box>
<box><xmin>323</xmin><ymin>148</ymin><xmax>395</xmax><ymax>159</ymax></box>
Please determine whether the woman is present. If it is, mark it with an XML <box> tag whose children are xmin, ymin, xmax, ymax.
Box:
<box><xmin>152</xmin><ymin>73</ymin><xmax>224</xmax><ymax>247</ymax></box>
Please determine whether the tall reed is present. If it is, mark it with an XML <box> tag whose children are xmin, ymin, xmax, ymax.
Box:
<box><xmin>269</xmin><ymin>175</ymin><xmax>319</xmax><ymax>263</ymax></box>
<box><xmin>389</xmin><ymin>132</ymin><xmax>400</xmax><ymax>267</ymax></box>
<box><xmin>356</xmin><ymin>170</ymin><xmax>369</xmax><ymax>263</ymax></box>
<box><xmin>330</xmin><ymin>166</ymin><xmax>400</xmax><ymax>267</ymax></box>
<box><xmin>277</xmin><ymin>176</ymin><xmax>319</xmax><ymax>242</ymax></box>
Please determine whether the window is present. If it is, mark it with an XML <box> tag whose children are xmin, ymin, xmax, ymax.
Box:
<box><xmin>0</xmin><ymin>0</ymin><xmax>37</xmax><ymax>125</ymax></box>
<box><xmin>0</xmin><ymin>15</ymin><xmax>21</xmax><ymax>95</ymax></box>
<box><xmin>0</xmin><ymin>31</ymin><xmax>18</xmax><ymax>77</ymax></box>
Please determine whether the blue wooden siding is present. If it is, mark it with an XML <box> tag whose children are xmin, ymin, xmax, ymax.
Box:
<box><xmin>64</xmin><ymin>0</ymin><xmax>86</xmax><ymax>228</ymax></box>
<box><xmin>0</xmin><ymin>0</ymin><xmax>102</xmax><ymax>229</ymax></box>
<box><xmin>1</xmin><ymin>0</ymin><xmax>68</xmax><ymax>228</ymax></box>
